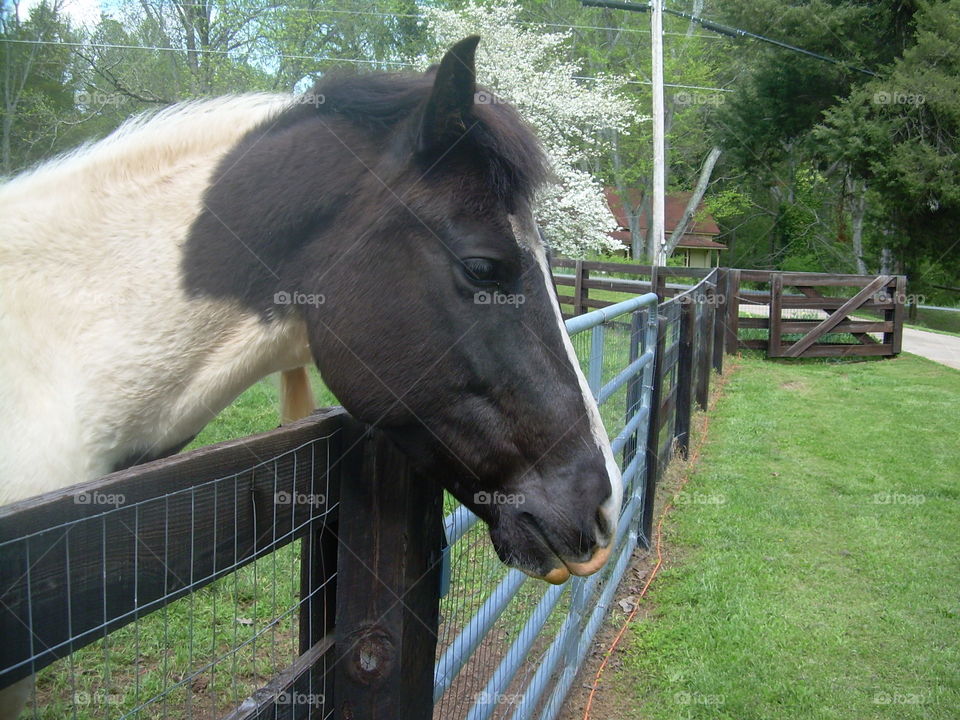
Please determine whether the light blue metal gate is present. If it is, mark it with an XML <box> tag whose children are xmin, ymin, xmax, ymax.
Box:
<box><xmin>433</xmin><ymin>293</ymin><xmax>660</xmax><ymax>720</ymax></box>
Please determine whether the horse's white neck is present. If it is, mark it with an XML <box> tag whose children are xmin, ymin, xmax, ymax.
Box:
<box><xmin>0</xmin><ymin>94</ymin><xmax>310</xmax><ymax>504</ymax></box>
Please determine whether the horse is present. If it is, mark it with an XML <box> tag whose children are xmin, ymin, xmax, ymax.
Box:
<box><xmin>0</xmin><ymin>36</ymin><xmax>622</xmax><ymax>715</ymax></box>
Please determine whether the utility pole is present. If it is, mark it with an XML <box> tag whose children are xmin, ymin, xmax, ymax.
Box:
<box><xmin>650</xmin><ymin>0</ymin><xmax>666</xmax><ymax>266</ymax></box>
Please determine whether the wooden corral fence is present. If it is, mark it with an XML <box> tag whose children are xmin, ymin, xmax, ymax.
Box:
<box><xmin>552</xmin><ymin>260</ymin><xmax>906</xmax><ymax>360</ymax></box>
<box><xmin>0</xmin><ymin>269</ymin><xmax>727</xmax><ymax>719</ymax></box>
<box><xmin>0</xmin><ymin>409</ymin><xmax>444</xmax><ymax>719</ymax></box>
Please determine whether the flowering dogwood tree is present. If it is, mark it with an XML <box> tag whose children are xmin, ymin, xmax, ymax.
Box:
<box><xmin>424</xmin><ymin>2</ymin><xmax>644</xmax><ymax>257</ymax></box>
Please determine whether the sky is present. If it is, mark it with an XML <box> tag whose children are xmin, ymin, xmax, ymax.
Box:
<box><xmin>18</xmin><ymin>0</ymin><xmax>104</xmax><ymax>28</ymax></box>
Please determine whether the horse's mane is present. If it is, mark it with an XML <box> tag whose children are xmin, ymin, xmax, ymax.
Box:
<box><xmin>312</xmin><ymin>70</ymin><xmax>550</xmax><ymax>204</ymax></box>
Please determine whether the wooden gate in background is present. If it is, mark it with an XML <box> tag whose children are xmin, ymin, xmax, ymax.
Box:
<box><xmin>758</xmin><ymin>272</ymin><xmax>904</xmax><ymax>358</ymax></box>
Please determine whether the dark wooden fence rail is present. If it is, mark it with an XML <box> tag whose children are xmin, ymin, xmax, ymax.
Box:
<box><xmin>0</xmin><ymin>409</ymin><xmax>443</xmax><ymax>720</ymax></box>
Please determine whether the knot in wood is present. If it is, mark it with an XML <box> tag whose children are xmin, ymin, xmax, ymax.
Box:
<box><xmin>345</xmin><ymin>626</ymin><xmax>395</xmax><ymax>685</ymax></box>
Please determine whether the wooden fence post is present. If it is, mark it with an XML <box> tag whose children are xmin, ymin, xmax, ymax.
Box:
<box><xmin>641</xmin><ymin>315</ymin><xmax>668</xmax><ymax>547</ymax></box>
<box><xmin>623</xmin><ymin>310</ymin><xmax>644</xmax><ymax>485</ymax></box>
<box><xmin>675</xmin><ymin>302</ymin><xmax>695</xmax><ymax>459</ymax></box>
<box><xmin>653</xmin><ymin>266</ymin><xmax>667</xmax><ymax>300</ymax></box>
<box><xmin>768</xmin><ymin>272</ymin><xmax>784</xmax><ymax>357</ymax></box>
<box><xmin>724</xmin><ymin>268</ymin><xmax>741</xmax><ymax>355</ymax></box>
<box><xmin>695</xmin><ymin>291</ymin><xmax>713</xmax><ymax>410</ymax></box>
<box><xmin>887</xmin><ymin>275</ymin><xmax>906</xmax><ymax>354</ymax></box>
<box><xmin>334</xmin><ymin>423</ymin><xmax>444</xmax><ymax>720</ymax></box>
<box><xmin>299</xmin><ymin>495</ymin><xmax>340</xmax><ymax>714</ymax></box>
<box><xmin>572</xmin><ymin>260</ymin><xmax>589</xmax><ymax>316</ymax></box>
<box><xmin>711</xmin><ymin>268</ymin><xmax>727</xmax><ymax>374</ymax></box>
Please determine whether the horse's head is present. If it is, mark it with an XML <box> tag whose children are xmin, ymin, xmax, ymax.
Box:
<box><xmin>299</xmin><ymin>37</ymin><xmax>622</xmax><ymax>584</ymax></box>
<box><xmin>185</xmin><ymin>36</ymin><xmax>622</xmax><ymax>583</ymax></box>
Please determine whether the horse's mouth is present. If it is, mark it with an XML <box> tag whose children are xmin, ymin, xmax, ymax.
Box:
<box><xmin>501</xmin><ymin>518</ymin><xmax>613</xmax><ymax>585</ymax></box>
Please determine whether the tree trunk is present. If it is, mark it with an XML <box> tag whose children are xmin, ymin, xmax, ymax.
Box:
<box><xmin>663</xmin><ymin>147</ymin><xmax>722</xmax><ymax>259</ymax></box>
<box><xmin>608</xmin><ymin>128</ymin><xmax>646</xmax><ymax>260</ymax></box>
<box><xmin>848</xmin><ymin>178</ymin><xmax>868</xmax><ymax>275</ymax></box>
<box><xmin>880</xmin><ymin>244</ymin><xmax>893</xmax><ymax>275</ymax></box>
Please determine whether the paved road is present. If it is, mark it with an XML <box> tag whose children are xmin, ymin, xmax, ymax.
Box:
<box><xmin>738</xmin><ymin>304</ymin><xmax>960</xmax><ymax>371</ymax></box>
<box><xmin>899</xmin><ymin>326</ymin><xmax>960</xmax><ymax>370</ymax></box>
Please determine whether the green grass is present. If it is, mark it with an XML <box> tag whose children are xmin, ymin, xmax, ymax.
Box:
<box><xmin>612</xmin><ymin>354</ymin><xmax>960</xmax><ymax>719</ymax></box>
<box><xmin>911</xmin><ymin>307</ymin><xmax>960</xmax><ymax>335</ymax></box>
<box><xmin>186</xmin><ymin>366</ymin><xmax>338</xmax><ymax>449</ymax></box>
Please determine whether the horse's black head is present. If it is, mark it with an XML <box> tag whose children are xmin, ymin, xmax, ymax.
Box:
<box><xmin>185</xmin><ymin>36</ymin><xmax>622</xmax><ymax>583</ymax></box>
<box><xmin>299</xmin><ymin>37</ymin><xmax>622</xmax><ymax>583</ymax></box>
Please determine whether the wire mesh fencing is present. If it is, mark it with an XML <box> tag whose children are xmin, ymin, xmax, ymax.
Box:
<box><xmin>0</xmin><ymin>414</ymin><xmax>343</xmax><ymax>720</ymax></box>
<box><xmin>1</xmin><ymin>271</ymin><xmax>725</xmax><ymax>720</ymax></box>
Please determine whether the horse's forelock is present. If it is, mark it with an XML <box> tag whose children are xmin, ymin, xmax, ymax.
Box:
<box><xmin>310</xmin><ymin>71</ymin><xmax>549</xmax><ymax>208</ymax></box>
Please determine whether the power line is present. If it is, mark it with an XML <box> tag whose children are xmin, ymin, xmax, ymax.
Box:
<box><xmin>582</xmin><ymin>0</ymin><xmax>877</xmax><ymax>76</ymax></box>
<box><xmin>572</xmin><ymin>75</ymin><xmax>732</xmax><ymax>92</ymax></box>
<box><xmin>0</xmin><ymin>38</ymin><xmax>734</xmax><ymax>92</ymax></box>
<box><xmin>164</xmin><ymin>2</ymin><xmax>723</xmax><ymax>39</ymax></box>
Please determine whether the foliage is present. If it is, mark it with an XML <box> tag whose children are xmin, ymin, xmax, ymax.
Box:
<box><xmin>816</xmin><ymin>0</ymin><xmax>960</xmax><ymax>290</ymax></box>
<box><xmin>0</xmin><ymin>1</ymin><xmax>82</xmax><ymax>174</ymax></box>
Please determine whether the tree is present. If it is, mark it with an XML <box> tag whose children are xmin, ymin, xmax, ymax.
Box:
<box><xmin>816</xmin><ymin>0</ymin><xmax>960</xmax><ymax>297</ymax></box>
<box><xmin>0</xmin><ymin>0</ymin><xmax>78</xmax><ymax>174</ymax></box>
<box><xmin>425</xmin><ymin>1</ymin><xmax>641</xmax><ymax>257</ymax></box>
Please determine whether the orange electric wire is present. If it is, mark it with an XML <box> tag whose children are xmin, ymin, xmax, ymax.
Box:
<box><xmin>581</xmin><ymin>363</ymin><xmax>737</xmax><ymax>720</ymax></box>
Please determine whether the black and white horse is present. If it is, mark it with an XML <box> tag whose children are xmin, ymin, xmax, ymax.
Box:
<box><xmin>0</xmin><ymin>36</ymin><xmax>621</xmax><ymax>713</ymax></box>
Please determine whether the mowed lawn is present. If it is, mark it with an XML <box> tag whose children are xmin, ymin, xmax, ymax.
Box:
<box><xmin>612</xmin><ymin>353</ymin><xmax>960</xmax><ymax>719</ymax></box>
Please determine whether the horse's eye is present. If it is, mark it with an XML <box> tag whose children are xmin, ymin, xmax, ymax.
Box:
<box><xmin>461</xmin><ymin>257</ymin><xmax>499</xmax><ymax>285</ymax></box>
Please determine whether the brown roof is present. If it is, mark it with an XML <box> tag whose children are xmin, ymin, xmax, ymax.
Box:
<box><xmin>605</xmin><ymin>188</ymin><xmax>725</xmax><ymax>250</ymax></box>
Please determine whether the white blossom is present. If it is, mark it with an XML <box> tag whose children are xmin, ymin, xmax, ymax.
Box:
<box><xmin>424</xmin><ymin>2</ymin><xmax>646</xmax><ymax>257</ymax></box>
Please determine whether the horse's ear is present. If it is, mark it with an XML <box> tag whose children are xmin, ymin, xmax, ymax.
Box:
<box><xmin>418</xmin><ymin>35</ymin><xmax>480</xmax><ymax>156</ymax></box>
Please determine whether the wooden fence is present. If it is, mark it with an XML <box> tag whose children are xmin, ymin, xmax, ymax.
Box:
<box><xmin>552</xmin><ymin>260</ymin><xmax>905</xmax><ymax>360</ymax></box>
